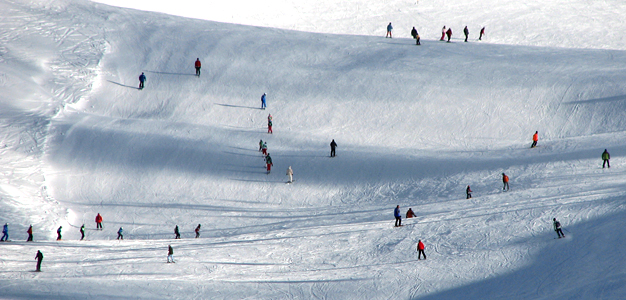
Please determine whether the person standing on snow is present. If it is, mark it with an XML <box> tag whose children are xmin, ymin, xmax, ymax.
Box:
<box><xmin>411</xmin><ymin>27</ymin><xmax>421</xmax><ymax>45</ymax></box>
<box><xmin>95</xmin><ymin>213</ymin><xmax>103</xmax><ymax>230</ymax></box>
<box><xmin>259</xmin><ymin>139</ymin><xmax>264</xmax><ymax>152</ymax></box>
<box><xmin>27</xmin><ymin>225</ymin><xmax>33</xmax><ymax>242</ymax></box>
<box><xmin>286</xmin><ymin>166</ymin><xmax>294</xmax><ymax>183</ymax></box>
<box><xmin>553</xmin><ymin>218</ymin><xmax>565</xmax><ymax>238</ymax></box>
<box><xmin>1</xmin><ymin>223</ymin><xmax>8</xmax><ymax>241</ymax></box>
<box><xmin>502</xmin><ymin>173</ymin><xmax>509</xmax><ymax>191</ymax></box>
<box><xmin>261</xmin><ymin>93</ymin><xmax>267</xmax><ymax>109</ymax></box>
<box><xmin>446</xmin><ymin>28</ymin><xmax>452</xmax><ymax>42</ymax></box>
<box><xmin>262</xmin><ymin>142</ymin><xmax>268</xmax><ymax>156</ymax></box>
<box><xmin>531</xmin><ymin>131</ymin><xmax>539</xmax><ymax>148</ymax></box>
<box><xmin>117</xmin><ymin>227</ymin><xmax>123</xmax><ymax>240</ymax></box>
<box><xmin>386</xmin><ymin>22</ymin><xmax>393</xmax><ymax>38</ymax></box>
<box><xmin>463</xmin><ymin>26</ymin><xmax>469</xmax><ymax>42</ymax></box>
<box><xmin>394</xmin><ymin>205</ymin><xmax>402</xmax><ymax>227</ymax></box>
<box><xmin>56</xmin><ymin>226</ymin><xmax>62</xmax><ymax>241</ymax></box>
<box><xmin>406</xmin><ymin>208</ymin><xmax>416</xmax><ymax>218</ymax></box>
<box><xmin>466</xmin><ymin>185</ymin><xmax>472</xmax><ymax>199</ymax></box>
<box><xmin>440</xmin><ymin>26</ymin><xmax>447</xmax><ymax>41</ymax></box>
<box><xmin>479</xmin><ymin>27</ymin><xmax>485</xmax><ymax>40</ymax></box>
<box><xmin>194</xmin><ymin>58</ymin><xmax>201</xmax><ymax>76</ymax></box>
<box><xmin>167</xmin><ymin>245</ymin><xmax>175</xmax><ymax>263</ymax></box>
<box><xmin>417</xmin><ymin>240</ymin><xmax>426</xmax><ymax>260</ymax></box>
<box><xmin>602</xmin><ymin>149</ymin><xmax>610</xmax><ymax>168</ymax></box>
<box><xmin>195</xmin><ymin>224</ymin><xmax>201</xmax><ymax>238</ymax></box>
<box><xmin>80</xmin><ymin>224</ymin><xmax>85</xmax><ymax>240</ymax></box>
<box><xmin>268</xmin><ymin>119</ymin><xmax>273</xmax><ymax>134</ymax></box>
<box><xmin>138</xmin><ymin>72</ymin><xmax>146</xmax><ymax>90</ymax></box>
<box><xmin>174</xmin><ymin>225</ymin><xmax>181</xmax><ymax>239</ymax></box>
<box><xmin>411</xmin><ymin>27</ymin><xmax>418</xmax><ymax>39</ymax></box>
<box><xmin>265</xmin><ymin>153</ymin><xmax>273</xmax><ymax>174</ymax></box>
<box><xmin>330</xmin><ymin>139</ymin><xmax>337</xmax><ymax>157</ymax></box>
<box><xmin>35</xmin><ymin>250</ymin><xmax>44</xmax><ymax>272</ymax></box>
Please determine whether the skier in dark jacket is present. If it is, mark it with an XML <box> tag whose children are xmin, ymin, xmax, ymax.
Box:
<box><xmin>117</xmin><ymin>227</ymin><xmax>123</xmax><ymax>240</ymax></box>
<box><xmin>56</xmin><ymin>226</ymin><xmax>62</xmax><ymax>241</ymax></box>
<box><xmin>446</xmin><ymin>28</ymin><xmax>452</xmax><ymax>42</ymax></box>
<box><xmin>167</xmin><ymin>245</ymin><xmax>175</xmax><ymax>263</ymax></box>
<box><xmin>553</xmin><ymin>218</ymin><xmax>565</xmax><ymax>238</ymax></box>
<box><xmin>411</xmin><ymin>27</ymin><xmax>418</xmax><ymax>39</ymax></box>
<box><xmin>27</xmin><ymin>225</ymin><xmax>33</xmax><ymax>242</ymax></box>
<box><xmin>1</xmin><ymin>223</ymin><xmax>8</xmax><ymax>241</ymax></box>
<box><xmin>463</xmin><ymin>26</ymin><xmax>469</xmax><ymax>42</ymax></box>
<box><xmin>602</xmin><ymin>149</ymin><xmax>610</xmax><ymax>168</ymax></box>
<box><xmin>406</xmin><ymin>208</ymin><xmax>416</xmax><ymax>218</ymax></box>
<box><xmin>80</xmin><ymin>224</ymin><xmax>85</xmax><ymax>240</ymax></box>
<box><xmin>394</xmin><ymin>205</ymin><xmax>402</xmax><ymax>227</ymax></box>
<box><xmin>195</xmin><ymin>58</ymin><xmax>201</xmax><ymax>76</ymax></box>
<box><xmin>175</xmin><ymin>225</ymin><xmax>181</xmax><ymax>239</ymax></box>
<box><xmin>479</xmin><ymin>27</ymin><xmax>485</xmax><ymax>40</ymax></box>
<box><xmin>195</xmin><ymin>224</ymin><xmax>201</xmax><ymax>238</ymax></box>
<box><xmin>138</xmin><ymin>72</ymin><xmax>146</xmax><ymax>89</ymax></box>
<box><xmin>330</xmin><ymin>139</ymin><xmax>337</xmax><ymax>157</ymax></box>
<box><xmin>35</xmin><ymin>250</ymin><xmax>44</xmax><ymax>271</ymax></box>
<box><xmin>466</xmin><ymin>185</ymin><xmax>472</xmax><ymax>199</ymax></box>
<box><xmin>386</xmin><ymin>22</ymin><xmax>393</xmax><ymax>38</ymax></box>
<box><xmin>411</xmin><ymin>27</ymin><xmax>421</xmax><ymax>45</ymax></box>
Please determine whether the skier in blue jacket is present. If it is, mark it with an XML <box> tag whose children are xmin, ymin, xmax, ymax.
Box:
<box><xmin>1</xmin><ymin>223</ymin><xmax>8</xmax><ymax>241</ymax></box>
<box><xmin>386</xmin><ymin>23</ymin><xmax>393</xmax><ymax>38</ymax></box>
<box><xmin>261</xmin><ymin>93</ymin><xmax>267</xmax><ymax>109</ymax></box>
<box><xmin>394</xmin><ymin>205</ymin><xmax>401</xmax><ymax>227</ymax></box>
<box><xmin>138</xmin><ymin>72</ymin><xmax>146</xmax><ymax>90</ymax></box>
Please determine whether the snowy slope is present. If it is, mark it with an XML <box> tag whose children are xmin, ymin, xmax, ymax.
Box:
<box><xmin>0</xmin><ymin>0</ymin><xmax>625</xmax><ymax>299</ymax></box>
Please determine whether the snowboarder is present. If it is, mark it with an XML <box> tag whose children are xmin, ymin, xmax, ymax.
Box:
<box><xmin>466</xmin><ymin>185</ymin><xmax>472</xmax><ymax>199</ymax></box>
<box><xmin>406</xmin><ymin>208</ymin><xmax>416</xmax><ymax>219</ymax></box>
<box><xmin>35</xmin><ymin>250</ymin><xmax>43</xmax><ymax>272</ymax></box>
<box><xmin>95</xmin><ymin>213</ymin><xmax>103</xmax><ymax>230</ymax></box>
<box><xmin>502</xmin><ymin>173</ymin><xmax>509</xmax><ymax>191</ymax></box>
<box><xmin>531</xmin><ymin>131</ymin><xmax>538</xmax><ymax>148</ymax></box>
<box><xmin>602</xmin><ymin>149</ymin><xmax>610</xmax><ymax>168</ymax></box>
<box><xmin>138</xmin><ymin>72</ymin><xmax>146</xmax><ymax>90</ymax></box>
<box><xmin>167</xmin><ymin>245</ymin><xmax>175</xmax><ymax>263</ymax></box>
<box><xmin>259</xmin><ymin>139</ymin><xmax>264</xmax><ymax>152</ymax></box>
<box><xmin>446</xmin><ymin>28</ymin><xmax>452</xmax><ymax>42</ymax></box>
<box><xmin>386</xmin><ymin>22</ymin><xmax>393</xmax><ymax>38</ymax></box>
<box><xmin>394</xmin><ymin>205</ymin><xmax>402</xmax><ymax>227</ymax></box>
<box><xmin>56</xmin><ymin>226</ymin><xmax>62</xmax><ymax>241</ymax></box>
<box><xmin>195</xmin><ymin>224</ymin><xmax>201</xmax><ymax>238</ymax></box>
<box><xmin>261</xmin><ymin>93</ymin><xmax>267</xmax><ymax>109</ymax></box>
<box><xmin>174</xmin><ymin>225</ymin><xmax>181</xmax><ymax>239</ymax></box>
<box><xmin>463</xmin><ymin>26</ymin><xmax>469</xmax><ymax>42</ymax></box>
<box><xmin>195</xmin><ymin>58</ymin><xmax>201</xmax><ymax>76</ymax></box>
<box><xmin>27</xmin><ymin>225</ymin><xmax>33</xmax><ymax>242</ymax></box>
<box><xmin>330</xmin><ymin>139</ymin><xmax>337</xmax><ymax>157</ymax></box>
<box><xmin>417</xmin><ymin>240</ymin><xmax>426</xmax><ymax>260</ymax></box>
<box><xmin>286</xmin><ymin>166</ymin><xmax>294</xmax><ymax>183</ymax></box>
<box><xmin>411</xmin><ymin>27</ymin><xmax>417</xmax><ymax>39</ymax></box>
<box><xmin>479</xmin><ymin>27</ymin><xmax>485</xmax><ymax>40</ymax></box>
<box><xmin>440</xmin><ymin>26</ymin><xmax>447</xmax><ymax>41</ymax></box>
<box><xmin>268</xmin><ymin>119</ymin><xmax>273</xmax><ymax>134</ymax></box>
<box><xmin>1</xmin><ymin>223</ymin><xmax>8</xmax><ymax>241</ymax></box>
<box><xmin>262</xmin><ymin>142</ymin><xmax>268</xmax><ymax>156</ymax></box>
<box><xmin>553</xmin><ymin>218</ymin><xmax>565</xmax><ymax>238</ymax></box>
<box><xmin>265</xmin><ymin>153</ymin><xmax>273</xmax><ymax>174</ymax></box>
<box><xmin>117</xmin><ymin>227</ymin><xmax>123</xmax><ymax>240</ymax></box>
<box><xmin>80</xmin><ymin>224</ymin><xmax>85</xmax><ymax>240</ymax></box>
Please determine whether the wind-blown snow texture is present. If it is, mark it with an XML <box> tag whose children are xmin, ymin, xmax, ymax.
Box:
<box><xmin>1</xmin><ymin>0</ymin><xmax>625</xmax><ymax>299</ymax></box>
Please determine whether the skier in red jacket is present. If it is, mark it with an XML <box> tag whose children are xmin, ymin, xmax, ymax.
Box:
<box><xmin>502</xmin><ymin>173</ymin><xmax>510</xmax><ymax>191</ymax></box>
<box><xmin>195</xmin><ymin>58</ymin><xmax>201</xmax><ymax>76</ymax></box>
<box><xmin>95</xmin><ymin>213</ymin><xmax>103</xmax><ymax>230</ymax></box>
<box><xmin>531</xmin><ymin>131</ymin><xmax>538</xmax><ymax>148</ymax></box>
<box><xmin>417</xmin><ymin>240</ymin><xmax>426</xmax><ymax>260</ymax></box>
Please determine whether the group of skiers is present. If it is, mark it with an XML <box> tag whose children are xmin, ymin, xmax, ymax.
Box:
<box><xmin>385</xmin><ymin>23</ymin><xmax>485</xmax><ymax>44</ymax></box>
<box><xmin>136</xmin><ymin>58</ymin><xmax>203</xmax><ymax>90</ymax></box>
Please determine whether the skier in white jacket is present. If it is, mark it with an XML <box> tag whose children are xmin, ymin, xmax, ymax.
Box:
<box><xmin>286</xmin><ymin>166</ymin><xmax>294</xmax><ymax>183</ymax></box>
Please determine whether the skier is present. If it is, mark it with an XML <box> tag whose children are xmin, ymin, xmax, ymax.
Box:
<box><xmin>262</xmin><ymin>142</ymin><xmax>268</xmax><ymax>156</ymax></box>
<box><xmin>553</xmin><ymin>218</ymin><xmax>565</xmax><ymax>238</ymax></box>
<box><xmin>531</xmin><ymin>131</ymin><xmax>538</xmax><ymax>148</ymax></box>
<box><xmin>27</xmin><ymin>225</ymin><xmax>33</xmax><ymax>242</ymax></box>
<box><xmin>195</xmin><ymin>224</ymin><xmax>201</xmax><ymax>238</ymax></box>
<box><xmin>502</xmin><ymin>173</ymin><xmax>509</xmax><ymax>191</ymax></box>
<box><xmin>417</xmin><ymin>240</ymin><xmax>426</xmax><ymax>260</ymax></box>
<box><xmin>330</xmin><ymin>139</ymin><xmax>337</xmax><ymax>157</ymax></box>
<box><xmin>194</xmin><ymin>58</ymin><xmax>201</xmax><ymax>76</ymax></box>
<box><xmin>464</xmin><ymin>26</ymin><xmax>469</xmax><ymax>42</ymax></box>
<box><xmin>259</xmin><ymin>139</ymin><xmax>263</xmax><ymax>152</ymax></box>
<box><xmin>174</xmin><ymin>225</ymin><xmax>181</xmax><ymax>239</ymax></box>
<box><xmin>167</xmin><ymin>245</ymin><xmax>175</xmax><ymax>263</ymax></box>
<box><xmin>411</xmin><ymin>27</ymin><xmax>417</xmax><ymax>39</ymax></box>
<box><xmin>386</xmin><ymin>22</ymin><xmax>393</xmax><ymax>38</ymax></box>
<box><xmin>268</xmin><ymin>113</ymin><xmax>272</xmax><ymax>123</ymax></box>
<box><xmin>95</xmin><ymin>213</ymin><xmax>103</xmax><ymax>230</ymax></box>
<box><xmin>80</xmin><ymin>224</ymin><xmax>85</xmax><ymax>241</ymax></box>
<box><xmin>35</xmin><ymin>250</ymin><xmax>43</xmax><ymax>272</ymax></box>
<box><xmin>440</xmin><ymin>26</ymin><xmax>447</xmax><ymax>41</ymax></box>
<box><xmin>268</xmin><ymin>119</ymin><xmax>273</xmax><ymax>134</ymax></box>
<box><xmin>117</xmin><ymin>227</ymin><xmax>123</xmax><ymax>240</ymax></box>
<box><xmin>56</xmin><ymin>226</ymin><xmax>62</xmax><ymax>241</ymax></box>
<box><xmin>261</xmin><ymin>93</ymin><xmax>267</xmax><ymax>109</ymax></box>
<box><xmin>479</xmin><ymin>27</ymin><xmax>485</xmax><ymax>40</ymax></box>
<box><xmin>138</xmin><ymin>72</ymin><xmax>146</xmax><ymax>90</ymax></box>
<box><xmin>466</xmin><ymin>185</ymin><xmax>472</xmax><ymax>199</ymax></box>
<box><xmin>1</xmin><ymin>223</ymin><xmax>8</xmax><ymax>241</ymax></box>
<box><xmin>446</xmin><ymin>28</ymin><xmax>452</xmax><ymax>42</ymax></box>
<box><xmin>265</xmin><ymin>153</ymin><xmax>273</xmax><ymax>174</ymax></box>
<box><xmin>406</xmin><ymin>208</ymin><xmax>416</xmax><ymax>219</ymax></box>
<box><xmin>602</xmin><ymin>149</ymin><xmax>610</xmax><ymax>168</ymax></box>
<box><xmin>394</xmin><ymin>205</ymin><xmax>402</xmax><ymax>227</ymax></box>
<box><xmin>415</xmin><ymin>32</ymin><xmax>421</xmax><ymax>45</ymax></box>
<box><xmin>286</xmin><ymin>166</ymin><xmax>294</xmax><ymax>183</ymax></box>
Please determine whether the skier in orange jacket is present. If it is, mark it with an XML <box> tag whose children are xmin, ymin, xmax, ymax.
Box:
<box><xmin>502</xmin><ymin>173</ymin><xmax>509</xmax><ymax>191</ymax></box>
<box><xmin>531</xmin><ymin>131</ymin><xmax>538</xmax><ymax>148</ymax></box>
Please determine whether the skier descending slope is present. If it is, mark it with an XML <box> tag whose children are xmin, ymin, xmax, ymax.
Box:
<box><xmin>138</xmin><ymin>72</ymin><xmax>146</xmax><ymax>90</ymax></box>
<box><xmin>440</xmin><ymin>26</ymin><xmax>447</xmax><ymax>41</ymax></box>
<box><xmin>286</xmin><ymin>166</ymin><xmax>294</xmax><ymax>183</ymax></box>
<box><xmin>35</xmin><ymin>250</ymin><xmax>43</xmax><ymax>272</ymax></box>
<box><xmin>80</xmin><ymin>224</ymin><xmax>85</xmax><ymax>240</ymax></box>
<box><xmin>502</xmin><ymin>173</ymin><xmax>510</xmax><ymax>191</ymax></box>
<box><xmin>531</xmin><ymin>131</ymin><xmax>539</xmax><ymax>148</ymax></box>
<box><xmin>553</xmin><ymin>218</ymin><xmax>565</xmax><ymax>238</ymax></box>
<box><xmin>27</xmin><ymin>225</ymin><xmax>33</xmax><ymax>242</ymax></box>
<box><xmin>265</xmin><ymin>153</ymin><xmax>273</xmax><ymax>174</ymax></box>
<box><xmin>174</xmin><ymin>225</ymin><xmax>181</xmax><ymax>239</ymax></box>
<box><xmin>117</xmin><ymin>227</ymin><xmax>123</xmax><ymax>240</ymax></box>
<box><xmin>479</xmin><ymin>27</ymin><xmax>485</xmax><ymax>40</ymax></box>
<box><xmin>466</xmin><ymin>185</ymin><xmax>472</xmax><ymax>199</ymax></box>
<box><xmin>1</xmin><ymin>223</ymin><xmax>8</xmax><ymax>241</ymax></box>
<box><xmin>56</xmin><ymin>226</ymin><xmax>62</xmax><ymax>241</ymax></box>
<box><xmin>167</xmin><ymin>245</ymin><xmax>175</xmax><ymax>263</ymax></box>
<box><xmin>262</xmin><ymin>142</ymin><xmax>268</xmax><ymax>156</ymax></box>
<box><xmin>417</xmin><ymin>240</ymin><xmax>426</xmax><ymax>260</ymax></box>
<box><xmin>195</xmin><ymin>224</ymin><xmax>201</xmax><ymax>238</ymax></box>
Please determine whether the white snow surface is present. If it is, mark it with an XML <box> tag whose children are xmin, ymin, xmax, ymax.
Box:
<box><xmin>1</xmin><ymin>0</ymin><xmax>626</xmax><ymax>299</ymax></box>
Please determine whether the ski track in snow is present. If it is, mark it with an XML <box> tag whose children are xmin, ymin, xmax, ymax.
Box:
<box><xmin>0</xmin><ymin>0</ymin><xmax>625</xmax><ymax>299</ymax></box>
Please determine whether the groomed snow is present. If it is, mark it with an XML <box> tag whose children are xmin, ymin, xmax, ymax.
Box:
<box><xmin>0</xmin><ymin>0</ymin><xmax>625</xmax><ymax>299</ymax></box>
